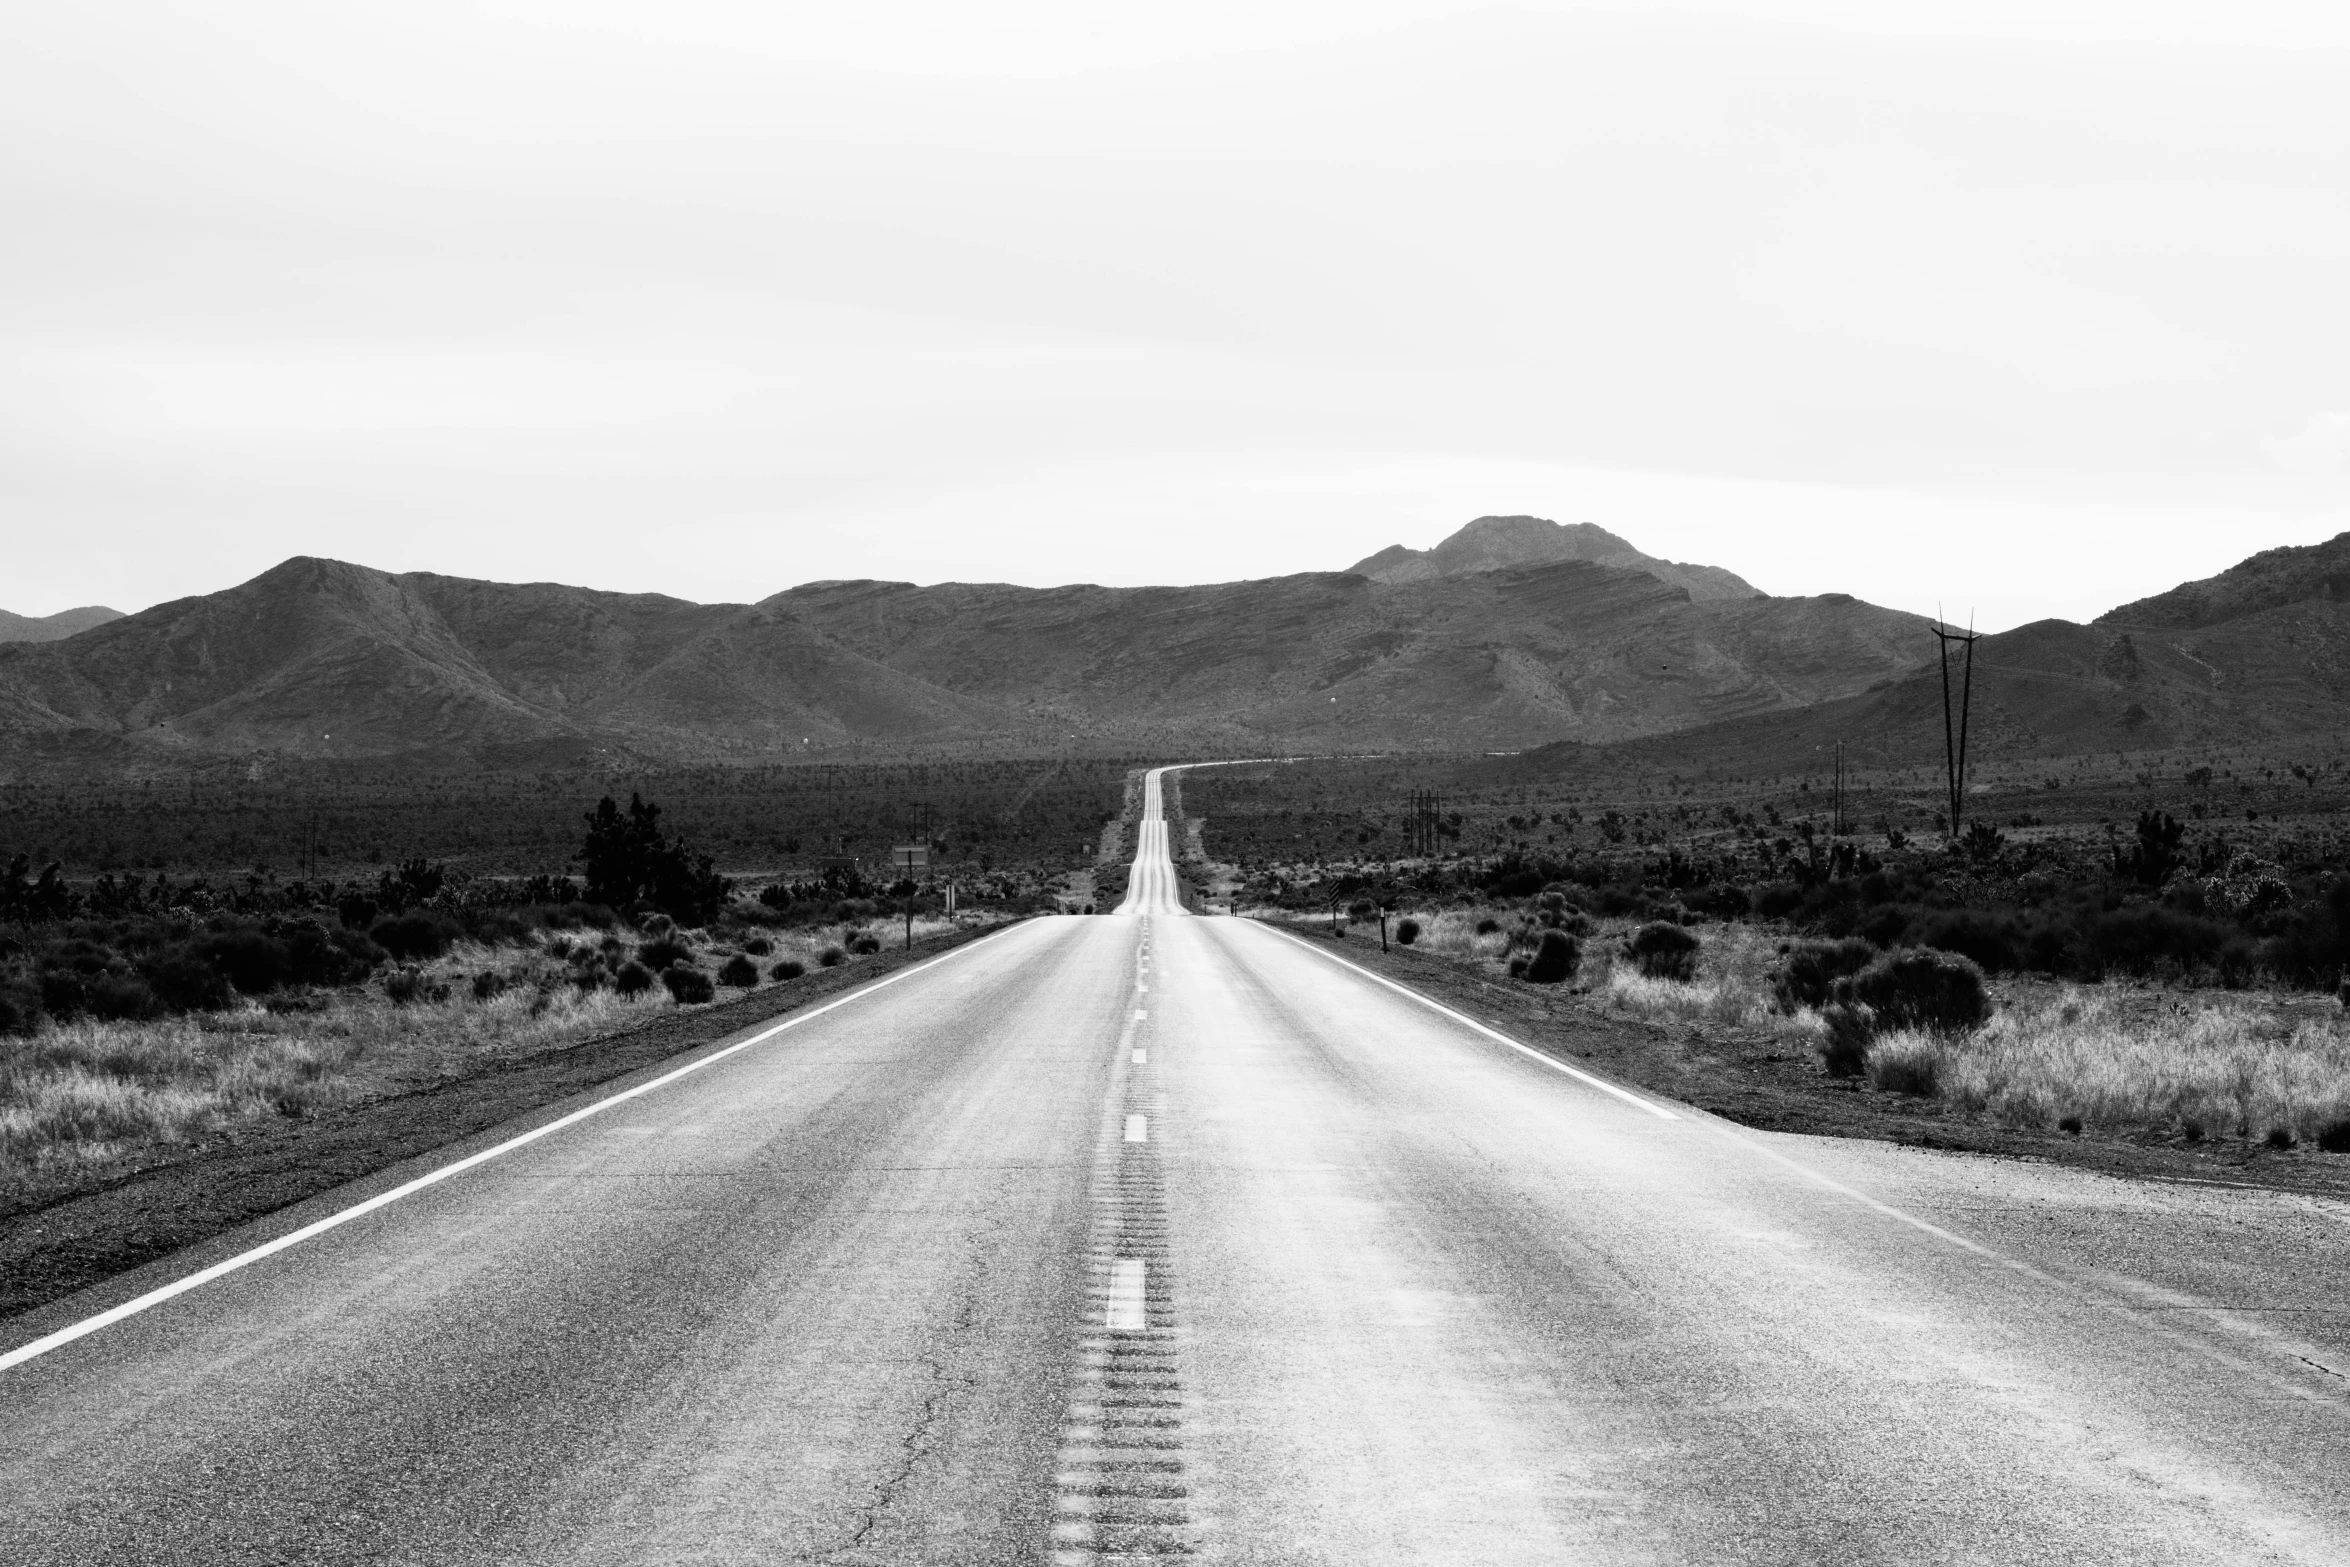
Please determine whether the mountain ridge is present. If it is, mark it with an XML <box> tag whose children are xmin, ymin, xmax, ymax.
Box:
<box><xmin>2097</xmin><ymin>533</ymin><xmax>2350</xmax><ymax>631</ymax></box>
<box><xmin>0</xmin><ymin>605</ymin><xmax>126</xmax><ymax>644</ymax></box>
<box><xmin>1516</xmin><ymin>574</ymin><xmax>2350</xmax><ymax>780</ymax></box>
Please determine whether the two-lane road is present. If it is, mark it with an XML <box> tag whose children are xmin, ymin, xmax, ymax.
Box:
<box><xmin>6</xmin><ymin>766</ymin><xmax>2349</xmax><ymax>1563</ymax></box>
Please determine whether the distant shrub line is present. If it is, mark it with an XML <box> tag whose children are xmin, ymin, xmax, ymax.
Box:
<box><xmin>1254</xmin><ymin>818</ymin><xmax>2350</xmax><ymax>994</ymax></box>
<box><xmin>1765</xmin><ymin>865</ymin><xmax>2349</xmax><ymax>992</ymax></box>
<box><xmin>0</xmin><ymin>789</ymin><xmax>1028</xmax><ymax>1038</ymax></box>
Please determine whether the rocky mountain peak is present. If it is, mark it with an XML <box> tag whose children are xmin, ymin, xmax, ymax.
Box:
<box><xmin>1345</xmin><ymin>515</ymin><xmax>1761</xmax><ymax>602</ymax></box>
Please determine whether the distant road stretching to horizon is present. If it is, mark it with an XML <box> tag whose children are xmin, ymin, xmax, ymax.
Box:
<box><xmin>5</xmin><ymin>767</ymin><xmax>2349</xmax><ymax>1562</ymax></box>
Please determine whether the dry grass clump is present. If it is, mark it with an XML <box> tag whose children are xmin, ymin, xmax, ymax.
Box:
<box><xmin>0</xmin><ymin>976</ymin><xmax>667</xmax><ymax>1181</ymax></box>
<box><xmin>1266</xmin><ymin>906</ymin><xmax>1511</xmax><ymax>963</ymax></box>
<box><xmin>1862</xmin><ymin>1029</ymin><xmax>1943</xmax><ymax>1097</ymax></box>
<box><xmin>1599</xmin><ymin>920</ymin><xmax>1781</xmax><ymax>1028</ymax></box>
<box><xmin>1891</xmin><ymin>991</ymin><xmax>2350</xmax><ymax>1142</ymax></box>
<box><xmin>1603</xmin><ymin>969</ymin><xmax>1768</xmax><ymax>1027</ymax></box>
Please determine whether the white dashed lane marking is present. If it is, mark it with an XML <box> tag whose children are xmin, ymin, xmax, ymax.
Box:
<box><xmin>1124</xmin><ymin>1115</ymin><xmax>1148</xmax><ymax>1143</ymax></box>
<box><xmin>1107</xmin><ymin>1260</ymin><xmax>1148</xmax><ymax>1331</ymax></box>
<box><xmin>1052</xmin><ymin>1042</ymin><xmax>1192</xmax><ymax>1562</ymax></box>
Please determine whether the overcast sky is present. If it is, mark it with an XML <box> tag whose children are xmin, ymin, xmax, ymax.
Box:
<box><xmin>5</xmin><ymin>1</ymin><xmax>2346</xmax><ymax>629</ymax></box>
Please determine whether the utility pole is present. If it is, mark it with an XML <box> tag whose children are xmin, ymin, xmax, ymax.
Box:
<box><xmin>1932</xmin><ymin>616</ymin><xmax>1982</xmax><ymax>842</ymax></box>
<box><xmin>1833</xmin><ymin>742</ymin><xmax>1845</xmax><ymax>838</ymax></box>
<box><xmin>893</xmin><ymin>802</ymin><xmax>932</xmax><ymax>951</ymax></box>
<box><xmin>1404</xmin><ymin>789</ymin><xmax>1442</xmax><ymax>857</ymax></box>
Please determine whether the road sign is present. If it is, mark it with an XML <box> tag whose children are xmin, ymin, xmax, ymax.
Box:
<box><xmin>892</xmin><ymin>845</ymin><xmax>929</xmax><ymax>871</ymax></box>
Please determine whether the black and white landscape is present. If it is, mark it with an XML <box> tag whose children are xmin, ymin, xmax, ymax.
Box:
<box><xmin>6</xmin><ymin>5</ymin><xmax>2350</xmax><ymax>1564</ymax></box>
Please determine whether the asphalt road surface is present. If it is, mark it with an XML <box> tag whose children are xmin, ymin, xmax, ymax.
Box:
<box><xmin>5</xmin><ymin>766</ymin><xmax>2350</xmax><ymax>1564</ymax></box>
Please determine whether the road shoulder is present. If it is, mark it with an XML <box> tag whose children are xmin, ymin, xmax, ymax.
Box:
<box><xmin>0</xmin><ymin>920</ymin><xmax>1028</xmax><ymax>1325</ymax></box>
<box><xmin>1259</xmin><ymin>920</ymin><xmax>2350</xmax><ymax>1201</ymax></box>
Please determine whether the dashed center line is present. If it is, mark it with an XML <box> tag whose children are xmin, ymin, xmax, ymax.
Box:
<box><xmin>1053</xmin><ymin>1034</ymin><xmax>1192</xmax><ymax>1564</ymax></box>
<box><xmin>1107</xmin><ymin>1260</ymin><xmax>1148</xmax><ymax>1331</ymax></box>
<box><xmin>1054</xmin><ymin>810</ymin><xmax>1199</xmax><ymax>1563</ymax></box>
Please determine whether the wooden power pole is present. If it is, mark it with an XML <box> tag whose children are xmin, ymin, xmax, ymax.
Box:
<box><xmin>1832</xmin><ymin>742</ymin><xmax>1845</xmax><ymax>838</ymax></box>
<box><xmin>1405</xmin><ymin>790</ymin><xmax>1442</xmax><ymax>857</ymax></box>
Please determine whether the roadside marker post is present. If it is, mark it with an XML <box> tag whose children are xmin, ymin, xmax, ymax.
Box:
<box><xmin>893</xmin><ymin>844</ymin><xmax>928</xmax><ymax>949</ymax></box>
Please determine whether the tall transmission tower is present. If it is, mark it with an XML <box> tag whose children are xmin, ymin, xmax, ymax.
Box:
<box><xmin>1932</xmin><ymin>614</ymin><xmax>1982</xmax><ymax>842</ymax></box>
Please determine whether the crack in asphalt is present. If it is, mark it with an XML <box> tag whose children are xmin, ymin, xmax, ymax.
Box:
<box><xmin>810</xmin><ymin>1252</ymin><xmax>993</xmax><ymax>1564</ymax></box>
<box><xmin>834</xmin><ymin>1354</ymin><xmax>953</xmax><ymax>1559</ymax></box>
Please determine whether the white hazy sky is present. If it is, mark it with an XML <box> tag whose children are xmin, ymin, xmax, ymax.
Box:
<box><xmin>4</xmin><ymin>0</ymin><xmax>2347</xmax><ymax>629</ymax></box>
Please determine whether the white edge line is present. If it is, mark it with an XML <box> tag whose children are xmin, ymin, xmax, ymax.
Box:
<box><xmin>1706</xmin><ymin>1115</ymin><xmax>2350</xmax><ymax>1401</ymax></box>
<box><xmin>0</xmin><ymin>923</ymin><xmax>1030</xmax><ymax>1376</ymax></box>
<box><xmin>1249</xmin><ymin>929</ymin><xmax>2078</xmax><ymax>1273</ymax></box>
<box><xmin>1722</xmin><ymin>1133</ymin><xmax>2012</xmax><ymax>1261</ymax></box>
<box><xmin>1248</xmin><ymin>929</ymin><xmax>2119</xmax><ymax>1273</ymax></box>
<box><xmin>1235</xmin><ymin>920</ymin><xmax>2350</xmax><ymax>1402</ymax></box>
<box><xmin>1255</xmin><ymin>923</ymin><xmax>1678</xmax><ymax>1121</ymax></box>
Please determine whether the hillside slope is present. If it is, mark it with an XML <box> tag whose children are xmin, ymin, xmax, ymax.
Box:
<box><xmin>2098</xmin><ymin>532</ymin><xmax>2350</xmax><ymax>631</ymax></box>
<box><xmin>1516</xmin><ymin>545</ymin><xmax>2350</xmax><ymax>779</ymax></box>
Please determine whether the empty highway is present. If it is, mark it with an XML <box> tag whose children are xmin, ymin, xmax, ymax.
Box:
<box><xmin>5</xmin><ymin>767</ymin><xmax>2349</xmax><ymax>1564</ymax></box>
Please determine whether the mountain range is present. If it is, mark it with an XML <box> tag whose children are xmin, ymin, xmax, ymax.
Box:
<box><xmin>1</xmin><ymin>521</ymin><xmax>2344</xmax><ymax>775</ymax></box>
